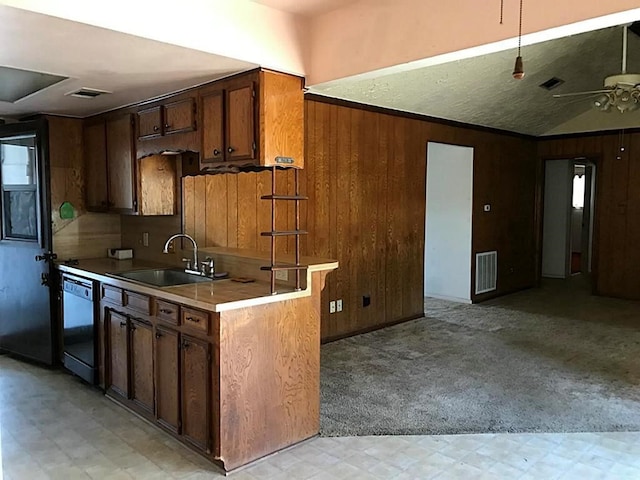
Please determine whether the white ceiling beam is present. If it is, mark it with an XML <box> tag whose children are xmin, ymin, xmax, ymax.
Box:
<box><xmin>0</xmin><ymin>0</ymin><xmax>309</xmax><ymax>77</ymax></box>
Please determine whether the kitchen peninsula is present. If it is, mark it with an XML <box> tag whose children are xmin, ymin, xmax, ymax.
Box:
<box><xmin>58</xmin><ymin>247</ymin><xmax>337</xmax><ymax>472</ymax></box>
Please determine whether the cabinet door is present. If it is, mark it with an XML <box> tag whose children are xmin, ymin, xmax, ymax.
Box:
<box><xmin>164</xmin><ymin>99</ymin><xmax>196</xmax><ymax>135</ymax></box>
<box><xmin>83</xmin><ymin>122</ymin><xmax>108</xmax><ymax>211</ymax></box>
<box><xmin>200</xmin><ymin>91</ymin><xmax>225</xmax><ymax>164</ymax></box>
<box><xmin>155</xmin><ymin>326</ymin><xmax>180</xmax><ymax>434</ymax></box>
<box><xmin>130</xmin><ymin>318</ymin><xmax>154</xmax><ymax>414</ymax></box>
<box><xmin>107</xmin><ymin>309</ymin><xmax>129</xmax><ymax>398</ymax></box>
<box><xmin>137</xmin><ymin>106</ymin><xmax>162</xmax><ymax>140</ymax></box>
<box><xmin>106</xmin><ymin>114</ymin><xmax>136</xmax><ymax>212</ymax></box>
<box><xmin>226</xmin><ymin>83</ymin><xmax>255</xmax><ymax>162</ymax></box>
<box><xmin>181</xmin><ymin>335</ymin><xmax>211</xmax><ymax>453</ymax></box>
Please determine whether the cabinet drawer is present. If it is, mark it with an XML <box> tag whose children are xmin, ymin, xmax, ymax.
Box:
<box><xmin>156</xmin><ymin>300</ymin><xmax>179</xmax><ymax>325</ymax></box>
<box><xmin>181</xmin><ymin>307</ymin><xmax>209</xmax><ymax>334</ymax></box>
<box><xmin>124</xmin><ymin>291</ymin><xmax>151</xmax><ymax>316</ymax></box>
<box><xmin>101</xmin><ymin>284</ymin><xmax>122</xmax><ymax>305</ymax></box>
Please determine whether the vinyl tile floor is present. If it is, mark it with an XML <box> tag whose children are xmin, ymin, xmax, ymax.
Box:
<box><xmin>2</xmin><ymin>355</ymin><xmax>640</xmax><ymax>479</ymax></box>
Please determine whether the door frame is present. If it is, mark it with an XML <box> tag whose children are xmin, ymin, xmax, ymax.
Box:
<box><xmin>536</xmin><ymin>154</ymin><xmax>601</xmax><ymax>293</ymax></box>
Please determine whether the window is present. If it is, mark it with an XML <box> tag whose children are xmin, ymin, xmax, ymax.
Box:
<box><xmin>572</xmin><ymin>173</ymin><xmax>585</xmax><ymax>209</ymax></box>
<box><xmin>0</xmin><ymin>135</ymin><xmax>39</xmax><ymax>241</ymax></box>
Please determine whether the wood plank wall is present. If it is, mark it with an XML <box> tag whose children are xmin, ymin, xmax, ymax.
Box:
<box><xmin>538</xmin><ymin>132</ymin><xmax>640</xmax><ymax>300</ymax></box>
<box><xmin>182</xmin><ymin>98</ymin><xmax>539</xmax><ymax>340</ymax></box>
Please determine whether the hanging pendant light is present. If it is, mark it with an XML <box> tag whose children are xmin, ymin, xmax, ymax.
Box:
<box><xmin>512</xmin><ymin>0</ymin><xmax>525</xmax><ymax>79</ymax></box>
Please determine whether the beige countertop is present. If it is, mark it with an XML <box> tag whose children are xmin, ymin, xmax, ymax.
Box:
<box><xmin>57</xmin><ymin>251</ymin><xmax>337</xmax><ymax>313</ymax></box>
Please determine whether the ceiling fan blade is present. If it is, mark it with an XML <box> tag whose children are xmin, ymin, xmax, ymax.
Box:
<box><xmin>557</xmin><ymin>93</ymin><xmax>602</xmax><ymax>107</ymax></box>
<box><xmin>553</xmin><ymin>90</ymin><xmax>610</xmax><ymax>98</ymax></box>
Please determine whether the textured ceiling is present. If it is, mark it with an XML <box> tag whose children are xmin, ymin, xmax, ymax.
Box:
<box><xmin>308</xmin><ymin>25</ymin><xmax>640</xmax><ymax>136</ymax></box>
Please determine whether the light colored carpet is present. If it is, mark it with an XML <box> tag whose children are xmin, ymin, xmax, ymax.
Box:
<box><xmin>320</xmin><ymin>277</ymin><xmax>640</xmax><ymax>437</ymax></box>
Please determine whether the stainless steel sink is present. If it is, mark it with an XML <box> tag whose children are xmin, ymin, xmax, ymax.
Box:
<box><xmin>108</xmin><ymin>268</ymin><xmax>213</xmax><ymax>287</ymax></box>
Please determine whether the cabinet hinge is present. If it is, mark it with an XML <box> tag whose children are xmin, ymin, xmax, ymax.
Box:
<box><xmin>252</xmin><ymin>141</ymin><xmax>256</xmax><ymax>151</ymax></box>
<box><xmin>133</xmin><ymin>199</ymin><xmax>138</xmax><ymax>210</ymax></box>
<box><xmin>252</xmin><ymin>89</ymin><xmax>256</xmax><ymax>98</ymax></box>
<box><xmin>207</xmin><ymin>353</ymin><xmax>212</xmax><ymax>362</ymax></box>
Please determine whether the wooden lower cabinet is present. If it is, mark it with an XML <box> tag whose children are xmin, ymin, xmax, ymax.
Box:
<box><xmin>155</xmin><ymin>325</ymin><xmax>180</xmax><ymax>434</ymax></box>
<box><xmin>130</xmin><ymin>318</ymin><xmax>154</xmax><ymax>414</ymax></box>
<box><xmin>181</xmin><ymin>335</ymin><xmax>211</xmax><ymax>453</ymax></box>
<box><xmin>107</xmin><ymin>309</ymin><xmax>129</xmax><ymax>398</ymax></box>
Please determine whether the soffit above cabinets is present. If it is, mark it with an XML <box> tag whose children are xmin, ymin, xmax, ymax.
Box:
<box><xmin>0</xmin><ymin>5</ymin><xmax>257</xmax><ymax>119</ymax></box>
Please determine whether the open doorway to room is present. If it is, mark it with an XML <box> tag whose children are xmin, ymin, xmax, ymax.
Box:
<box><xmin>541</xmin><ymin>158</ymin><xmax>596</xmax><ymax>284</ymax></box>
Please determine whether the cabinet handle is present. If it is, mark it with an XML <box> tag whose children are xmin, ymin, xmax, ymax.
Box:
<box><xmin>186</xmin><ymin>316</ymin><xmax>200</xmax><ymax>323</ymax></box>
<box><xmin>119</xmin><ymin>321</ymin><xmax>127</xmax><ymax>328</ymax></box>
<box><xmin>153</xmin><ymin>125</ymin><xmax>159</xmax><ymax>132</ymax></box>
<box><xmin>227</xmin><ymin>147</ymin><xmax>235</xmax><ymax>154</ymax></box>
<box><xmin>182</xmin><ymin>341</ymin><xmax>190</xmax><ymax>349</ymax></box>
<box><xmin>155</xmin><ymin>331</ymin><xmax>162</xmax><ymax>339</ymax></box>
<box><xmin>164</xmin><ymin>124</ymin><xmax>171</xmax><ymax>130</ymax></box>
<box><xmin>213</xmin><ymin>149</ymin><xmax>221</xmax><ymax>157</ymax></box>
<box><xmin>159</xmin><ymin>308</ymin><xmax>173</xmax><ymax>314</ymax></box>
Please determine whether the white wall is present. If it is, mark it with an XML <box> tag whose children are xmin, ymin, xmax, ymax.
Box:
<box><xmin>542</xmin><ymin>160</ymin><xmax>573</xmax><ymax>278</ymax></box>
<box><xmin>424</xmin><ymin>142</ymin><xmax>473</xmax><ymax>303</ymax></box>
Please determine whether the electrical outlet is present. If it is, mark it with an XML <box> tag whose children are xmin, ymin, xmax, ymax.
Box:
<box><xmin>336</xmin><ymin>299</ymin><xmax>343</xmax><ymax>312</ymax></box>
<box><xmin>329</xmin><ymin>301</ymin><xmax>336</xmax><ymax>314</ymax></box>
<box><xmin>275</xmin><ymin>270</ymin><xmax>289</xmax><ymax>281</ymax></box>
<box><xmin>142</xmin><ymin>232</ymin><xmax>149</xmax><ymax>247</ymax></box>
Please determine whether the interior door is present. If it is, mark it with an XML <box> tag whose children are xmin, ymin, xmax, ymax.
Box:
<box><xmin>542</xmin><ymin>159</ymin><xmax>573</xmax><ymax>278</ymax></box>
<box><xmin>0</xmin><ymin>120</ymin><xmax>55</xmax><ymax>364</ymax></box>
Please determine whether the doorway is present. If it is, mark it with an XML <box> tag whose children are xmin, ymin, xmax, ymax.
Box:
<box><xmin>541</xmin><ymin>158</ymin><xmax>596</xmax><ymax>281</ymax></box>
<box><xmin>424</xmin><ymin>142</ymin><xmax>473</xmax><ymax>303</ymax></box>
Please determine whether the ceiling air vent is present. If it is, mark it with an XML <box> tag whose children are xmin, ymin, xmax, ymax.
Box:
<box><xmin>539</xmin><ymin>77</ymin><xmax>564</xmax><ymax>91</ymax></box>
<box><xmin>66</xmin><ymin>87</ymin><xmax>111</xmax><ymax>99</ymax></box>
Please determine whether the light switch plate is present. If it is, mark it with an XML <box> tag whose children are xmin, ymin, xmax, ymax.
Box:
<box><xmin>142</xmin><ymin>232</ymin><xmax>149</xmax><ymax>247</ymax></box>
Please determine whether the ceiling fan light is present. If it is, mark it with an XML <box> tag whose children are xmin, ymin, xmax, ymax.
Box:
<box><xmin>593</xmin><ymin>94</ymin><xmax>611</xmax><ymax>111</ymax></box>
<box><xmin>512</xmin><ymin>56</ymin><xmax>525</xmax><ymax>80</ymax></box>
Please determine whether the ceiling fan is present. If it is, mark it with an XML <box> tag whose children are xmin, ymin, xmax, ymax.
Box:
<box><xmin>553</xmin><ymin>24</ymin><xmax>640</xmax><ymax>113</ymax></box>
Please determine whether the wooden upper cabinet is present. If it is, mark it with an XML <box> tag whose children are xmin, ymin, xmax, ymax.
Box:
<box><xmin>138</xmin><ymin>155</ymin><xmax>177</xmax><ymax>216</ymax></box>
<box><xmin>106</xmin><ymin>114</ymin><xmax>136</xmax><ymax>211</ymax></box>
<box><xmin>155</xmin><ymin>326</ymin><xmax>180</xmax><ymax>434</ymax></box>
<box><xmin>181</xmin><ymin>335</ymin><xmax>211</xmax><ymax>453</ymax></box>
<box><xmin>137</xmin><ymin>98</ymin><xmax>195</xmax><ymax>140</ymax></box>
<box><xmin>200</xmin><ymin>91</ymin><xmax>224</xmax><ymax>163</ymax></box>
<box><xmin>83</xmin><ymin>122</ymin><xmax>108</xmax><ymax>211</ymax></box>
<box><xmin>199</xmin><ymin>70</ymin><xmax>304</xmax><ymax>169</ymax></box>
<box><xmin>130</xmin><ymin>318</ymin><xmax>155</xmax><ymax>414</ymax></box>
<box><xmin>200</xmin><ymin>81</ymin><xmax>256</xmax><ymax>165</ymax></box>
<box><xmin>137</xmin><ymin>106</ymin><xmax>162</xmax><ymax>140</ymax></box>
<box><xmin>164</xmin><ymin>99</ymin><xmax>196</xmax><ymax>135</ymax></box>
<box><xmin>226</xmin><ymin>82</ymin><xmax>255</xmax><ymax>162</ymax></box>
<box><xmin>108</xmin><ymin>309</ymin><xmax>129</xmax><ymax>399</ymax></box>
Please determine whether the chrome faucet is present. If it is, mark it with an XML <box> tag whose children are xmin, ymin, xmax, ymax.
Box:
<box><xmin>163</xmin><ymin>233</ymin><xmax>199</xmax><ymax>274</ymax></box>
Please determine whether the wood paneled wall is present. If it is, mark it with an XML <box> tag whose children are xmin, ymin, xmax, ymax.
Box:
<box><xmin>538</xmin><ymin>132</ymin><xmax>640</xmax><ymax>300</ymax></box>
<box><xmin>182</xmin><ymin>98</ymin><xmax>539</xmax><ymax>340</ymax></box>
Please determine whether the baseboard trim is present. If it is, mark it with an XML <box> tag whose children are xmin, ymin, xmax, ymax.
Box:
<box><xmin>425</xmin><ymin>293</ymin><xmax>472</xmax><ymax>304</ymax></box>
<box><xmin>321</xmin><ymin>313</ymin><xmax>424</xmax><ymax>344</ymax></box>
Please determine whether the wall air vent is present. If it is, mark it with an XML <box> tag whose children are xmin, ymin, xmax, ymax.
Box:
<box><xmin>539</xmin><ymin>77</ymin><xmax>565</xmax><ymax>91</ymax></box>
<box><xmin>66</xmin><ymin>88</ymin><xmax>111</xmax><ymax>99</ymax></box>
<box><xmin>475</xmin><ymin>251</ymin><xmax>497</xmax><ymax>295</ymax></box>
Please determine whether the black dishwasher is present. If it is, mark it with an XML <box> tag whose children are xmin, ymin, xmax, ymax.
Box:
<box><xmin>62</xmin><ymin>274</ymin><xmax>97</xmax><ymax>384</ymax></box>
